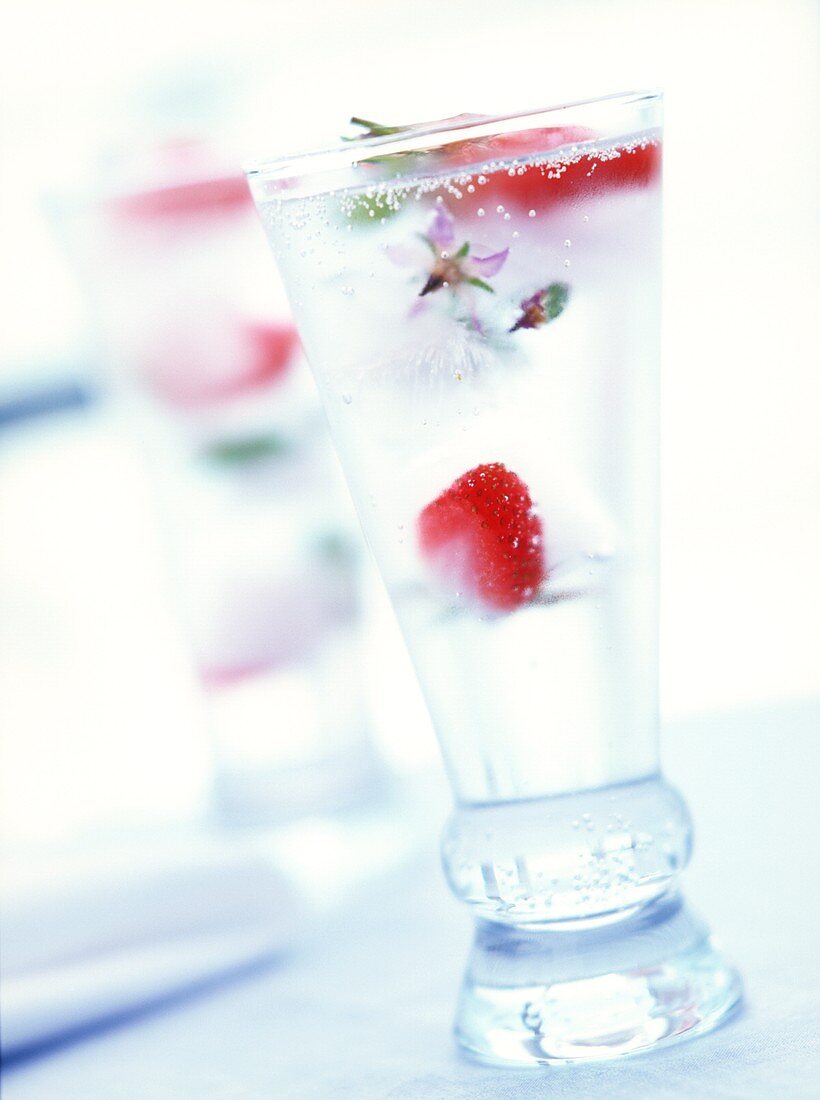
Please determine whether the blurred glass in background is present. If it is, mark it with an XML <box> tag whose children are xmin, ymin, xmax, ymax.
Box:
<box><xmin>60</xmin><ymin>124</ymin><xmax>382</xmax><ymax>827</ymax></box>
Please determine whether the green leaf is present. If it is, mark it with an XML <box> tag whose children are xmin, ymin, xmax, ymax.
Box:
<box><xmin>455</xmin><ymin>240</ymin><xmax>470</xmax><ymax>258</ymax></box>
<box><xmin>343</xmin><ymin>117</ymin><xmax>425</xmax><ymax>166</ymax></box>
<box><xmin>418</xmin><ymin>232</ymin><xmax>438</xmax><ymax>254</ymax></box>
<box><xmin>314</xmin><ymin>530</ymin><xmax>356</xmax><ymax>564</ymax></box>
<box><xmin>544</xmin><ymin>282</ymin><xmax>570</xmax><ymax>321</ymax></box>
<box><xmin>342</xmin><ymin>115</ymin><xmax>438</xmax><ymax>167</ymax></box>
<box><xmin>347</xmin><ymin>191</ymin><xmax>402</xmax><ymax>226</ymax></box>
<box><xmin>467</xmin><ymin>276</ymin><xmax>495</xmax><ymax>293</ymax></box>
<box><xmin>204</xmin><ymin>433</ymin><xmax>289</xmax><ymax>466</ymax></box>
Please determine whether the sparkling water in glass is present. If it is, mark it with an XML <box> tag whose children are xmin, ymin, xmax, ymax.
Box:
<box><xmin>247</xmin><ymin>92</ymin><xmax>742</xmax><ymax>1064</ymax></box>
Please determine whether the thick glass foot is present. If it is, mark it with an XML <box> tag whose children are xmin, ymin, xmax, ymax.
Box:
<box><xmin>455</xmin><ymin>892</ymin><xmax>742</xmax><ymax>1066</ymax></box>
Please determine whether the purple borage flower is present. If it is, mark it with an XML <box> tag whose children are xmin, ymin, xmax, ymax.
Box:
<box><xmin>385</xmin><ymin>204</ymin><xmax>570</xmax><ymax>338</ymax></box>
<box><xmin>387</xmin><ymin>204</ymin><xmax>509</xmax><ymax>302</ymax></box>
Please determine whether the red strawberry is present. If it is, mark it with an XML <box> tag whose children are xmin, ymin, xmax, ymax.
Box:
<box><xmin>496</xmin><ymin>138</ymin><xmax>660</xmax><ymax>212</ymax></box>
<box><xmin>143</xmin><ymin>321</ymin><xmax>300</xmax><ymax>409</ymax></box>
<box><xmin>241</xmin><ymin>321</ymin><xmax>301</xmax><ymax>391</ymax></box>
<box><xmin>444</xmin><ymin>127</ymin><xmax>661</xmax><ymax>216</ymax></box>
<box><xmin>418</xmin><ymin>462</ymin><xmax>546</xmax><ymax>611</ymax></box>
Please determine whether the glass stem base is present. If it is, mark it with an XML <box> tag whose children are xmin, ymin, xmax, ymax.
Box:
<box><xmin>455</xmin><ymin>891</ymin><xmax>742</xmax><ymax>1066</ymax></box>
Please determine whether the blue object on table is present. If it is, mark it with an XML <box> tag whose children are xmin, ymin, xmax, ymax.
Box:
<box><xmin>0</xmin><ymin>377</ymin><xmax>97</xmax><ymax>431</ymax></box>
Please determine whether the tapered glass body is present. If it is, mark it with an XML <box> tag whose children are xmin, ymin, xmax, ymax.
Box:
<box><xmin>247</xmin><ymin>92</ymin><xmax>741</xmax><ymax>1064</ymax></box>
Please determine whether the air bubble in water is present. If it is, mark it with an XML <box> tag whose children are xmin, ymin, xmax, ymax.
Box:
<box><xmin>477</xmin><ymin>208</ymin><xmax>485</xmax><ymax>217</ymax></box>
<box><xmin>564</xmin><ymin>239</ymin><xmax>572</xmax><ymax>248</ymax></box>
<box><xmin>496</xmin><ymin>204</ymin><xmax>504</xmax><ymax>214</ymax></box>
<box><xmin>342</xmin><ymin>393</ymin><xmax>352</xmax><ymax>405</ymax></box>
<box><xmin>528</xmin><ymin>209</ymin><xmax>536</xmax><ymax>218</ymax></box>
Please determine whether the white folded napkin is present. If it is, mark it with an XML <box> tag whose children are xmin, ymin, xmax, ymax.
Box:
<box><xmin>1</xmin><ymin>832</ymin><xmax>302</xmax><ymax>1056</ymax></box>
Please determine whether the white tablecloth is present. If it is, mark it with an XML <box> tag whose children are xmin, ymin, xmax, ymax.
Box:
<box><xmin>4</xmin><ymin>699</ymin><xmax>819</xmax><ymax>1099</ymax></box>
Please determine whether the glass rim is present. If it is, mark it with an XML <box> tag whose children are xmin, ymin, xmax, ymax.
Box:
<box><xmin>243</xmin><ymin>88</ymin><xmax>662</xmax><ymax>184</ymax></box>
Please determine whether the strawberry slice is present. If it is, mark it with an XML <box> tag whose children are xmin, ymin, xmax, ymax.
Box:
<box><xmin>499</xmin><ymin>138</ymin><xmax>660</xmax><ymax>212</ymax></box>
<box><xmin>349</xmin><ymin>117</ymin><xmax>659</xmax><ymax>218</ymax></box>
<box><xmin>446</xmin><ymin>124</ymin><xmax>597</xmax><ymax>169</ymax></box>
<box><xmin>115</xmin><ymin>174</ymin><xmax>251</xmax><ymax>219</ymax></box>
<box><xmin>241</xmin><ymin>322</ymin><xmax>301</xmax><ymax>391</ymax></box>
<box><xmin>445</xmin><ymin>126</ymin><xmax>660</xmax><ymax>216</ymax></box>
<box><xmin>418</xmin><ymin>462</ymin><xmax>546</xmax><ymax>611</ymax></box>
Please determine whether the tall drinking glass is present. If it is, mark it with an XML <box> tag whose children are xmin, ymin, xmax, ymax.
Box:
<box><xmin>246</xmin><ymin>91</ymin><xmax>742</xmax><ymax>1064</ymax></box>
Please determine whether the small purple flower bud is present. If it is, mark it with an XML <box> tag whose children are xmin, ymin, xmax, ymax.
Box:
<box><xmin>428</xmin><ymin>205</ymin><xmax>456</xmax><ymax>248</ymax></box>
